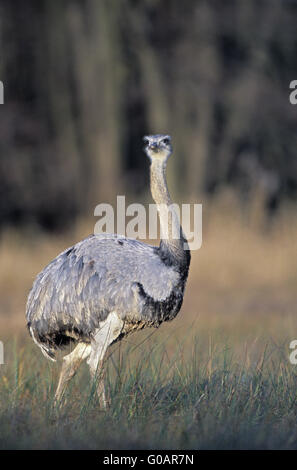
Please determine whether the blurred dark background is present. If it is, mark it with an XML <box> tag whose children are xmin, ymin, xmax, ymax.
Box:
<box><xmin>0</xmin><ymin>0</ymin><xmax>297</xmax><ymax>232</ymax></box>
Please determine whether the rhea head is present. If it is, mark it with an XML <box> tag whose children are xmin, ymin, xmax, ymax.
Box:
<box><xmin>143</xmin><ymin>134</ymin><xmax>172</xmax><ymax>163</ymax></box>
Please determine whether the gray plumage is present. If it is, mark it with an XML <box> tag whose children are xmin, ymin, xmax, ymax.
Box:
<box><xmin>27</xmin><ymin>234</ymin><xmax>184</xmax><ymax>352</ymax></box>
<box><xmin>26</xmin><ymin>134</ymin><xmax>191</xmax><ymax>407</ymax></box>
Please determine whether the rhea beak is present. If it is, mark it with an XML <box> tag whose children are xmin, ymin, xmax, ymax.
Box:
<box><xmin>149</xmin><ymin>143</ymin><xmax>159</xmax><ymax>153</ymax></box>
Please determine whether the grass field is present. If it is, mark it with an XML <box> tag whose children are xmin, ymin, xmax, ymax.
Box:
<box><xmin>0</xmin><ymin>201</ymin><xmax>297</xmax><ymax>449</ymax></box>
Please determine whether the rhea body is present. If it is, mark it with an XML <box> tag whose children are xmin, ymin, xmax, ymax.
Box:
<box><xmin>26</xmin><ymin>134</ymin><xmax>191</xmax><ymax>407</ymax></box>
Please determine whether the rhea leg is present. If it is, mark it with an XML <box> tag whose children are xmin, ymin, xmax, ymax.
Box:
<box><xmin>87</xmin><ymin>312</ymin><xmax>124</xmax><ymax>409</ymax></box>
<box><xmin>54</xmin><ymin>342</ymin><xmax>91</xmax><ymax>404</ymax></box>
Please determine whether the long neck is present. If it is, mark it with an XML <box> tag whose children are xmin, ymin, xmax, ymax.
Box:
<box><xmin>150</xmin><ymin>159</ymin><xmax>189</xmax><ymax>267</ymax></box>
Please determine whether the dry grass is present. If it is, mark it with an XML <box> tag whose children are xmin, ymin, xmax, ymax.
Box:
<box><xmin>0</xmin><ymin>201</ymin><xmax>297</xmax><ymax>449</ymax></box>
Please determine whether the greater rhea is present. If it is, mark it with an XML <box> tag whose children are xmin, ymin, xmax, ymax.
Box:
<box><xmin>26</xmin><ymin>134</ymin><xmax>191</xmax><ymax>407</ymax></box>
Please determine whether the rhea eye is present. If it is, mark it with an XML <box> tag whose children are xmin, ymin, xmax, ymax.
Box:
<box><xmin>162</xmin><ymin>138</ymin><xmax>170</xmax><ymax>145</ymax></box>
<box><xmin>143</xmin><ymin>137</ymin><xmax>149</xmax><ymax>146</ymax></box>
